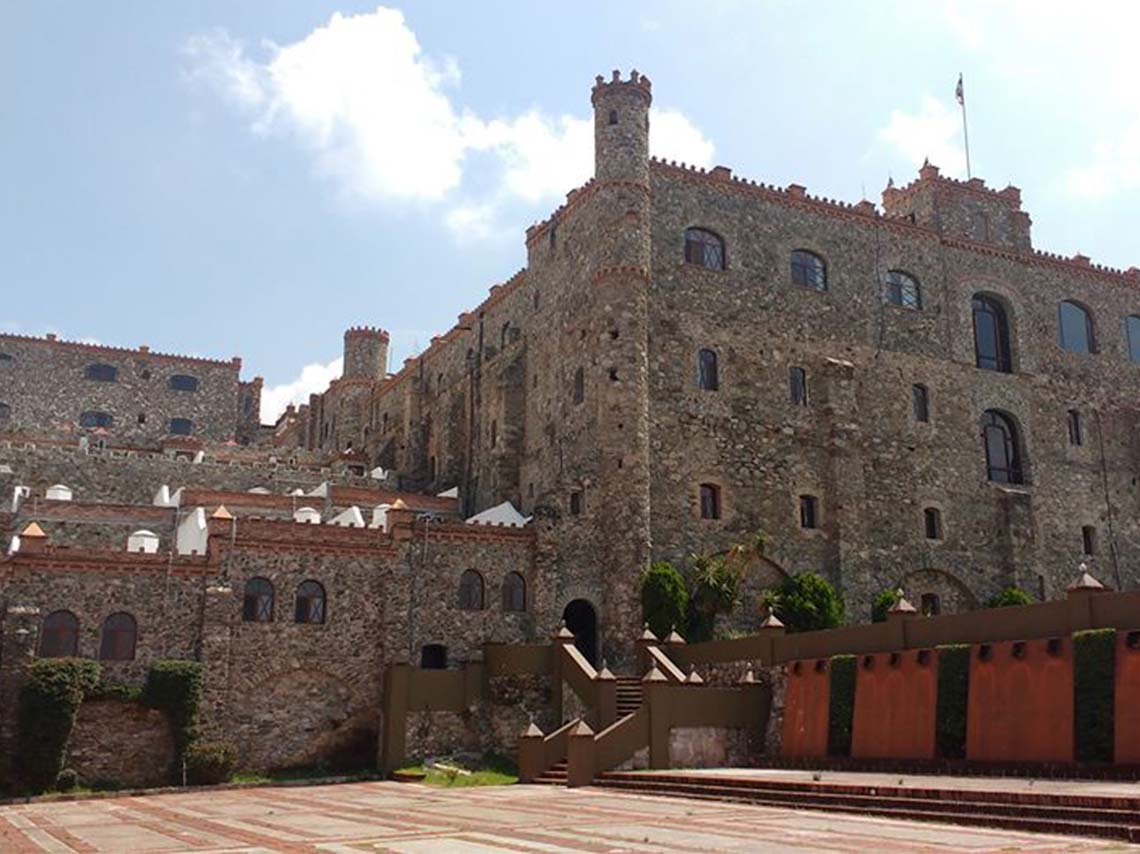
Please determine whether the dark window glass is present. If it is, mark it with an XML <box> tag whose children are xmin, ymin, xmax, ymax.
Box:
<box><xmin>573</xmin><ymin>367</ymin><xmax>584</xmax><ymax>404</ymax></box>
<box><xmin>0</xmin><ymin>402</ymin><xmax>10</xmax><ymax>424</ymax></box>
<box><xmin>924</xmin><ymin>507</ymin><xmax>942</xmax><ymax>540</ymax></box>
<box><xmin>799</xmin><ymin>495</ymin><xmax>818</xmax><ymax>529</ymax></box>
<box><xmin>790</xmin><ymin>250</ymin><xmax>827</xmax><ymax>291</ymax></box>
<box><xmin>98</xmin><ymin>612</ymin><xmax>137</xmax><ymax>661</ymax></box>
<box><xmin>168</xmin><ymin>418</ymin><xmax>193</xmax><ymax>436</ymax></box>
<box><xmin>699</xmin><ymin>483</ymin><xmax>721</xmax><ymax>519</ymax></box>
<box><xmin>697</xmin><ymin>349</ymin><xmax>719</xmax><ymax>391</ymax></box>
<box><xmin>912</xmin><ymin>384</ymin><xmax>930</xmax><ymax>422</ymax></box>
<box><xmin>683</xmin><ymin>227</ymin><xmax>725</xmax><ymax>271</ymax></box>
<box><xmin>243</xmin><ymin>577</ymin><xmax>274</xmax><ymax>622</ymax></box>
<box><xmin>0</xmin><ymin>352</ymin><xmax>13</xmax><ymax>362</ymax></box>
<box><xmin>458</xmin><ymin>570</ymin><xmax>484</xmax><ymax>610</ymax></box>
<box><xmin>168</xmin><ymin>374</ymin><xmax>199</xmax><ymax>392</ymax></box>
<box><xmin>883</xmin><ymin>271</ymin><xmax>921</xmax><ymax>309</ymax></box>
<box><xmin>1058</xmin><ymin>301</ymin><xmax>1095</xmax><ymax>353</ymax></box>
<box><xmin>79</xmin><ymin>410</ymin><xmax>113</xmax><ymax>429</ymax></box>
<box><xmin>421</xmin><ymin>644</ymin><xmax>448</xmax><ymax>669</ymax></box>
<box><xmin>920</xmin><ymin>593</ymin><xmax>941</xmax><ymax>616</ymax></box>
<box><xmin>490</xmin><ymin>420</ymin><xmax>497</xmax><ymax>447</ymax></box>
<box><xmin>982</xmin><ymin>410</ymin><xmax>1023</xmax><ymax>484</ymax></box>
<box><xmin>1126</xmin><ymin>316</ymin><xmax>1140</xmax><ymax>363</ymax></box>
<box><xmin>502</xmin><ymin>572</ymin><xmax>526</xmax><ymax>612</ymax></box>
<box><xmin>789</xmin><ymin>367</ymin><xmax>808</xmax><ymax>406</ymax></box>
<box><xmin>569</xmin><ymin>491</ymin><xmax>583</xmax><ymax>515</ymax></box>
<box><xmin>294</xmin><ymin>580</ymin><xmax>326</xmax><ymax>624</ymax></box>
<box><xmin>972</xmin><ymin>295</ymin><xmax>1013</xmax><ymax>372</ymax></box>
<box><xmin>39</xmin><ymin>610</ymin><xmax>79</xmax><ymax>658</ymax></box>
<box><xmin>608</xmin><ymin>109</ymin><xmax>618</xmax><ymax>125</ymax></box>
<box><xmin>85</xmin><ymin>363</ymin><xmax>118</xmax><ymax>382</ymax></box>
<box><xmin>1082</xmin><ymin>525</ymin><xmax>1096</xmax><ymax>556</ymax></box>
<box><xmin>1067</xmin><ymin>409</ymin><xmax>1083</xmax><ymax>446</ymax></box>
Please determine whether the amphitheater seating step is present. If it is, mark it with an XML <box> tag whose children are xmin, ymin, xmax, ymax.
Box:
<box><xmin>594</xmin><ymin>772</ymin><xmax>1140</xmax><ymax>843</ymax></box>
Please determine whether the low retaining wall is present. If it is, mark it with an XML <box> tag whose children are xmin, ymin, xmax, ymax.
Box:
<box><xmin>68</xmin><ymin>700</ymin><xmax>174</xmax><ymax>788</ymax></box>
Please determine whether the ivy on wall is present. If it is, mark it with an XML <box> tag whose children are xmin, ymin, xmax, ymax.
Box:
<box><xmin>935</xmin><ymin>644</ymin><xmax>970</xmax><ymax>759</ymax></box>
<box><xmin>827</xmin><ymin>654</ymin><xmax>856</xmax><ymax>756</ymax></box>
<box><xmin>1073</xmin><ymin>629</ymin><xmax>1115</xmax><ymax>763</ymax></box>
<box><xmin>143</xmin><ymin>659</ymin><xmax>204</xmax><ymax>762</ymax></box>
<box><xmin>17</xmin><ymin>658</ymin><xmax>101</xmax><ymax>792</ymax></box>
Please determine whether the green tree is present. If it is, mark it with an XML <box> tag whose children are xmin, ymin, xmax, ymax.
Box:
<box><xmin>871</xmin><ymin>588</ymin><xmax>902</xmax><ymax>623</ymax></box>
<box><xmin>761</xmin><ymin>572</ymin><xmax>845</xmax><ymax>634</ymax></box>
<box><xmin>640</xmin><ymin>561</ymin><xmax>689</xmax><ymax>640</ymax></box>
<box><xmin>987</xmin><ymin>587</ymin><xmax>1034</xmax><ymax>608</ymax></box>
<box><xmin>685</xmin><ymin>553</ymin><xmax>743</xmax><ymax>642</ymax></box>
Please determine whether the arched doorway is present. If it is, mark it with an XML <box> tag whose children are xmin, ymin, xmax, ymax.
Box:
<box><xmin>563</xmin><ymin>599</ymin><xmax>598</xmax><ymax>666</ymax></box>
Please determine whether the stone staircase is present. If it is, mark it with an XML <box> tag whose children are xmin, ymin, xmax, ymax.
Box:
<box><xmin>533</xmin><ymin>760</ymin><xmax>568</xmax><ymax>785</ymax></box>
<box><xmin>595</xmin><ymin>772</ymin><xmax>1140</xmax><ymax>842</ymax></box>
<box><xmin>615</xmin><ymin>676</ymin><xmax>643</xmax><ymax>717</ymax></box>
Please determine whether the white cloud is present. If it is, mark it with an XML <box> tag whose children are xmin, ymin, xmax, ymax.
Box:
<box><xmin>260</xmin><ymin>356</ymin><xmax>343</xmax><ymax>423</ymax></box>
<box><xmin>879</xmin><ymin>96</ymin><xmax>966</xmax><ymax>178</ymax></box>
<box><xmin>185</xmin><ymin>6</ymin><xmax>713</xmax><ymax>234</ymax></box>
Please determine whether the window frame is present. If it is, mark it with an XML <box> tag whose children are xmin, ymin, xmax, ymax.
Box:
<box><xmin>98</xmin><ymin>612</ymin><xmax>137</xmax><ymax>661</ymax></box>
<box><xmin>790</xmin><ymin>249</ymin><xmax>827</xmax><ymax>291</ymax></box>
<box><xmin>84</xmin><ymin>363</ymin><xmax>118</xmax><ymax>382</ymax></box>
<box><xmin>294</xmin><ymin>580</ymin><xmax>326</xmax><ymax>624</ymax></box>
<box><xmin>697</xmin><ymin>348</ymin><xmax>719</xmax><ymax>391</ymax></box>
<box><xmin>502</xmin><ymin>572</ymin><xmax>527</xmax><ymax>612</ymax></box>
<box><xmin>572</xmin><ymin>367</ymin><xmax>585</xmax><ymax>404</ymax></box>
<box><xmin>39</xmin><ymin>610</ymin><xmax>79</xmax><ymax>658</ymax></box>
<box><xmin>923</xmin><ymin>507</ymin><xmax>943</xmax><ymax>540</ymax></box>
<box><xmin>168</xmin><ymin>374</ymin><xmax>200</xmax><ymax>392</ymax></box>
<box><xmin>972</xmin><ymin>295</ymin><xmax>1013</xmax><ymax>373</ymax></box>
<box><xmin>799</xmin><ymin>494</ymin><xmax>819</xmax><ymax>530</ymax></box>
<box><xmin>1067</xmin><ymin>409</ymin><xmax>1083</xmax><ymax>447</ymax></box>
<box><xmin>683</xmin><ymin>227</ymin><xmax>726</xmax><ymax>271</ymax></box>
<box><xmin>1057</xmin><ymin>300</ymin><xmax>1096</xmax><ymax>354</ymax></box>
<box><xmin>458</xmin><ymin>569</ymin><xmax>485</xmax><ymax>611</ymax></box>
<box><xmin>883</xmin><ymin>270</ymin><xmax>922</xmax><ymax>310</ymax></box>
<box><xmin>912</xmin><ymin>384</ymin><xmax>930</xmax><ymax>422</ymax></box>
<box><xmin>79</xmin><ymin>410</ymin><xmax>113</xmax><ymax>429</ymax></box>
<box><xmin>168</xmin><ymin>417</ymin><xmax>193</xmax><ymax>436</ymax></box>
<box><xmin>242</xmin><ymin>577</ymin><xmax>275</xmax><ymax>622</ymax></box>
<box><xmin>981</xmin><ymin>410</ymin><xmax>1024</xmax><ymax>485</ymax></box>
<box><xmin>1081</xmin><ymin>525</ymin><xmax>1097</xmax><ymax>556</ymax></box>
<box><xmin>699</xmin><ymin>483</ymin><xmax>722</xmax><ymax>520</ymax></box>
<box><xmin>789</xmin><ymin>366</ymin><xmax>808</xmax><ymax>407</ymax></box>
<box><xmin>1126</xmin><ymin>315</ymin><xmax>1140</xmax><ymax>363</ymax></box>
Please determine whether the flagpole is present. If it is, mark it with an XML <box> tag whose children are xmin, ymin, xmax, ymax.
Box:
<box><xmin>959</xmin><ymin>72</ymin><xmax>972</xmax><ymax>179</ymax></box>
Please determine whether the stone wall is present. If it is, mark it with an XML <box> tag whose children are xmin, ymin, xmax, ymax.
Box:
<box><xmin>668</xmin><ymin>726</ymin><xmax>750</xmax><ymax>768</ymax></box>
<box><xmin>67</xmin><ymin>699</ymin><xmax>175</xmax><ymax>788</ymax></box>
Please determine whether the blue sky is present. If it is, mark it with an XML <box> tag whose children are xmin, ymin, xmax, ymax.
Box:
<box><xmin>3</xmin><ymin>2</ymin><xmax>1138</xmax><ymax>420</ymax></box>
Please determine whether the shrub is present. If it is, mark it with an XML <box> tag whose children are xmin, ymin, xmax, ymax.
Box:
<box><xmin>871</xmin><ymin>588</ymin><xmax>902</xmax><ymax>623</ymax></box>
<box><xmin>1074</xmin><ymin>629</ymin><xmax>1115</xmax><ymax>763</ymax></box>
<box><xmin>686</xmin><ymin>553</ymin><xmax>744</xmax><ymax>642</ymax></box>
<box><xmin>55</xmin><ymin>768</ymin><xmax>79</xmax><ymax>791</ymax></box>
<box><xmin>17</xmin><ymin>658</ymin><xmax>101</xmax><ymax>792</ymax></box>
<box><xmin>184</xmin><ymin>741</ymin><xmax>238</xmax><ymax>785</ymax></box>
<box><xmin>827</xmin><ymin>655</ymin><xmax>856</xmax><ymax>756</ymax></box>
<box><xmin>144</xmin><ymin>660</ymin><xmax>204</xmax><ymax>759</ymax></box>
<box><xmin>762</xmin><ymin>573</ymin><xmax>845</xmax><ymax>634</ymax></box>
<box><xmin>986</xmin><ymin>587</ymin><xmax>1033</xmax><ymax>608</ymax></box>
<box><xmin>935</xmin><ymin>644</ymin><xmax>970</xmax><ymax>759</ymax></box>
<box><xmin>641</xmin><ymin>562</ymin><xmax>689</xmax><ymax>640</ymax></box>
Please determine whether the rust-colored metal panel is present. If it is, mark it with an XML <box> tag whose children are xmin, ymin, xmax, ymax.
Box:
<box><xmin>967</xmin><ymin>638</ymin><xmax>1073</xmax><ymax>763</ymax></box>
<box><xmin>1115</xmin><ymin>629</ymin><xmax>1140</xmax><ymax>764</ymax></box>
<box><xmin>781</xmin><ymin>659</ymin><xmax>830</xmax><ymax>758</ymax></box>
<box><xmin>851</xmin><ymin>649</ymin><xmax>937</xmax><ymax>759</ymax></box>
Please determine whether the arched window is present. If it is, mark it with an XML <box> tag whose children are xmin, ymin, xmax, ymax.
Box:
<box><xmin>294</xmin><ymin>580</ymin><xmax>326</xmax><ymax>624</ymax></box>
<box><xmin>912</xmin><ymin>384</ymin><xmax>930</xmax><ymax>422</ymax></box>
<box><xmin>683</xmin><ymin>227</ymin><xmax>725</xmax><ymax>270</ymax></box>
<box><xmin>697</xmin><ymin>348</ymin><xmax>719</xmax><ymax>391</ymax></box>
<box><xmin>458</xmin><ymin>570</ymin><xmax>484</xmax><ymax>610</ymax></box>
<box><xmin>790</xmin><ymin>250</ymin><xmax>827</xmax><ymax>291</ymax></box>
<box><xmin>85</xmin><ymin>363</ymin><xmax>118</xmax><ymax>382</ymax></box>
<box><xmin>699</xmin><ymin>483</ymin><xmax>721</xmax><ymax>520</ymax></box>
<box><xmin>883</xmin><ymin>270</ymin><xmax>921</xmax><ymax>310</ymax></box>
<box><xmin>98</xmin><ymin>612</ymin><xmax>137</xmax><ymax>661</ymax></box>
<box><xmin>981</xmin><ymin>410</ymin><xmax>1023</xmax><ymax>484</ymax></box>
<box><xmin>572</xmin><ymin>367</ymin><xmax>585</xmax><ymax>404</ymax></box>
<box><xmin>243</xmin><ymin>577</ymin><xmax>274</xmax><ymax>622</ymax></box>
<box><xmin>79</xmin><ymin>411</ymin><xmax>113</xmax><ymax>429</ymax></box>
<box><xmin>168</xmin><ymin>374</ymin><xmax>199</xmax><ymax>392</ymax></box>
<box><xmin>502</xmin><ymin>572</ymin><xmax>526</xmax><ymax>612</ymax></box>
<box><xmin>168</xmin><ymin>418</ymin><xmax>193</xmax><ymax>436</ymax></box>
<box><xmin>1058</xmin><ymin>300</ymin><xmax>1096</xmax><ymax>353</ymax></box>
<box><xmin>1126</xmin><ymin>315</ymin><xmax>1140</xmax><ymax>362</ymax></box>
<box><xmin>39</xmin><ymin>610</ymin><xmax>79</xmax><ymax>658</ymax></box>
<box><xmin>972</xmin><ymin>295</ymin><xmax>1012</xmax><ymax>372</ymax></box>
<box><xmin>421</xmin><ymin>644</ymin><xmax>448</xmax><ymax>669</ymax></box>
<box><xmin>0</xmin><ymin>402</ymin><xmax>10</xmax><ymax>425</ymax></box>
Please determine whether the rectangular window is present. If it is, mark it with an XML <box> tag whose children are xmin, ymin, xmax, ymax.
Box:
<box><xmin>924</xmin><ymin>507</ymin><xmax>942</xmax><ymax>540</ymax></box>
<box><xmin>1082</xmin><ymin>525</ymin><xmax>1096</xmax><ymax>556</ymax></box>
<box><xmin>799</xmin><ymin>495</ymin><xmax>818</xmax><ymax>529</ymax></box>
<box><xmin>699</xmin><ymin>483</ymin><xmax>721</xmax><ymax>520</ymax></box>
<box><xmin>1067</xmin><ymin>409</ymin><xmax>1082</xmax><ymax>446</ymax></box>
<box><xmin>912</xmin><ymin>384</ymin><xmax>930</xmax><ymax>422</ymax></box>
<box><xmin>570</xmin><ymin>491</ymin><xmax>583</xmax><ymax>515</ymax></box>
<box><xmin>789</xmin><ymin>367</ymin><xmax>808</xmax><ymax>406</ymax></box>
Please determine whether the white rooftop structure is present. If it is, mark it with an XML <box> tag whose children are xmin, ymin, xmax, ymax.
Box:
<box><xmin>465</xmin><ymin>501</ymin><xmax>529</xmax><ymax>528</ymax></box>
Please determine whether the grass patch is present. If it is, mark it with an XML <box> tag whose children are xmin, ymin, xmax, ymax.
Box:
<box><xmin>397</xmin><ymin>752</ymin><xmax>518</xmax><ymax>787</ymax></box>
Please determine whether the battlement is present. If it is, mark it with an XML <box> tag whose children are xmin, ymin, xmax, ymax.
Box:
<box><xmin>591</xmin><ymin>69</ymin><xmax>652</xmax><ymax>105</ymax></box>
<box><xmin>0</xmin><ymin>331</ymin><xmax>242</xmax><ymax>369</ymax></box>
<box><xmin>883</xmin><ymin>160</ymin><xmax>1025</xmax><ymax>210</ymax></box>
<box><xmin>344</xmin><ymin>326</ymin><xmax>390</xmax><ymax>340</ymax></box>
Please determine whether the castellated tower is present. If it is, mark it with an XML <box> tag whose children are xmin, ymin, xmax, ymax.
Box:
<box><xmin>585</xmin><ymin>70</ymin><xmax>654</xmax><ymax>660</ymax></box>
<box><xmin>342</xmin><ymin>326</ymin><xmax>390</xmax><ymax>379</ymax></box>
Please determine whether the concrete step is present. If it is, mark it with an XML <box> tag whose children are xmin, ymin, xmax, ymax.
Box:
<box><xmin>594</xmin><ymin>774</ymin><xmax>1140</xmax><ymax>842</ymax></box>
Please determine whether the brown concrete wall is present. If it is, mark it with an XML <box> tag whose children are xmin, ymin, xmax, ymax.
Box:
<box><xmin>780</xmin><ymin>660</ymin><xmax>830</xmax><ymax>758</ymax></box>
<box><xmin>1114</xmin><ymin>629</ymin><xmax>1140</xmax><ymax>764</ymax></box>
<box><xmin>851</xmin><ymin>650</ymin><xmax>937</xmax><ymax>760</ymax></box>
<box><xmin>967</xmin><ymin>638</ymin><xmax>1073</xmax><ymax>763</ymax></box>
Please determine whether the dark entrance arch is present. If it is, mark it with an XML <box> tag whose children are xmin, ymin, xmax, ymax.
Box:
<box><xmin>563</xmin><ymin>599</ymin><xmax>598</xmax><ymax>666</ymax></box>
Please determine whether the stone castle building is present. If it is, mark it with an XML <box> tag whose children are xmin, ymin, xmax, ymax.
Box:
<box><xmin>2</xmin><ymin>70</ymin><xmax>1139</xmax><ymax>777</ymax></box>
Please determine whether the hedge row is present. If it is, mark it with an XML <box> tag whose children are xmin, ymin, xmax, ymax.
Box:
<box><xmin>1073</xmin><ymin>629</ymin><xmax>1114</xmax><ymax>763</ymax></box>
<box><xmin>934</xmin><ymin>644</ymin><xmax>970</xmax><ymax>759</ymax></box>
<box><xmin>826</xmin><ymin>655</ymin><xmax>856</xmax><ymax>756</ymax></box>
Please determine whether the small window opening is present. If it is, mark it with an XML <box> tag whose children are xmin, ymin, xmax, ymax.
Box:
<box><xmin>924</xmin><ymin>507</ymin><xmax>942</xmax><ymax>540</ymax></box>
<box><xmin>789</xmin><ymin>367</ymin><xmax>808</xmax><ymax>406</ymax></box>
<box><xmin>1067</xmin><ymin>409</ymin><xmax>1083</xmax><ymax>446</ymax></box>
<box><xmin>699</xmin><ymin>483</ymin><xmax>721</xmax><ymax>520</ymax></box>
<box><xmin>912</xmin><ymin>384</ymin><xmax>930</xmax><ymax>422</ymax></box>
<box><xmin>569</xmin><ymin>491</ymin><xmax>583</xmax><ymax>515</ymax></box>
<box><xmin>1081</xmin><ymin>525</ymin><xmax>1097</xmax><ymax>556</ymax></box>
<box><xmin>799</xmin><ymin>495</ymin><xmax>818</xmax><ymax>529</ymax></box>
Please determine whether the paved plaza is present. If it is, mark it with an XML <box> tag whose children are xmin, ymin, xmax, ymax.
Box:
<box><xmin>0</xmin><ymin>780</ymin><xmax>1135</xmax><ymax>853</ymax></box>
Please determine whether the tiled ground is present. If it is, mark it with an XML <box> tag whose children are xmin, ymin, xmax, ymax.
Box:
<box><xmin>0</xmin><ymin>781</ymin><xmax>1134</xmax><ymax>853</ymax></box>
